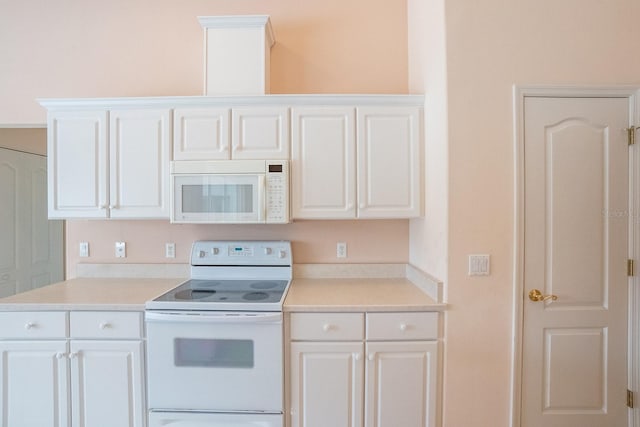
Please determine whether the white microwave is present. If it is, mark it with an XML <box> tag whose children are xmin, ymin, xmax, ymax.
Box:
<box><xmin>170</xmin><ymin>160</ymin><xmax>289</xmax><ymax>224</ymax></box>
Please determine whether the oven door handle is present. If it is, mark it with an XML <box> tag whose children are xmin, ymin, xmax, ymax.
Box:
<box><xmin>145</xmin><ymin>311</ymin><xmax>283</xmax><ymax>324</ymax></box>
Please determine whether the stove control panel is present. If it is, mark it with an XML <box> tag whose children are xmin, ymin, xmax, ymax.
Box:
<box><xmin>190</xmin><ymin>240</ymin><xmax>291</xmax><ymax>266</ymax></box>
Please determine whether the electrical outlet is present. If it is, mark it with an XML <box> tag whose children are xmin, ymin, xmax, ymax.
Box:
<box><xmin>337</xmin><ymin>242</ymin><xmax>347</xmax><ymax>258</ymax></box>
<box><xmin>79</xmin><ymin>242</ymin><xmax>89</xmax><ymax>257</ymax></box>
<box><xmin>115</xmin><ymin>242</ymin><xmax>126</xmax><ymax>258</ymax></box>
<box><xmin>165</xmin><ymin>243</ymin><xmax>176</xmax><ymax>258</ymax></box>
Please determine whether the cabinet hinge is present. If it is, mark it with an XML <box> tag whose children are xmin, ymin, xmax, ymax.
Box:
<box><xmin>628</xmin><ymin>389</ymin><xmax>635</xmax><ymax>408</ymax></box>
<box><xmin>628</xmin><ymin>259</ymin><xmax>635</xmax><ymax>277</ymax></box>
<box><xmin>628</xmin><ymin>126</ymin><xmax>637</xmax><ymax>146</ymax></box>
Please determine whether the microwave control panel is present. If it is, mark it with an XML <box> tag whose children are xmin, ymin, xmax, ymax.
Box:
<box><xmin>265</xmin><ymin>161</ymin><xmax>289</xmax><ymax>224</ymax></box>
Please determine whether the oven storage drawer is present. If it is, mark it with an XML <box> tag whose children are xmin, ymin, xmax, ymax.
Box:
<box><xmin>366</xmin><ymin>311</ymin><xmax>438</xmax><ymax>340</ymax></box>
<box><xmin>70</xmin><ymin>311</ymin><xmax>143</xmax><ymax>339</ymax></box>
<box><xmin>0</xmin><ymin>311</ymin><xmax>67</xmax><ymax>339</ymax></box>
<box><xmin>290</xmin><ymin>312</ymin><xmax>364</xmax><ymax>341</ymax></box>
<box><xmin>149</xmin><ymin>411</ymin><xmax>283</xmax><ymax>427</ymax></box>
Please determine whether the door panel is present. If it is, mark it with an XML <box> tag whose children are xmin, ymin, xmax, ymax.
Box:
<box><xmin>0</xmin><ymin>148</ymin><xmax>63</xmax><ymax>296</ymax></box>
<box><xmin>521</xmin><ymin>97</ymin><xmax>629</xmax><ymax>427</ymax></box>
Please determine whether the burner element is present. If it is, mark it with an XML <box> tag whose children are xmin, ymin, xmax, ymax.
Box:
<box><xmin>243</xmin><ymin>292</ymin><xmax>269</xmax><ymax>301</ymax></box>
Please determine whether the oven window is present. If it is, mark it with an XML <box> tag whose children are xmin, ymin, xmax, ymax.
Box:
<box><xmin>182</xmin><ymin>184</ymin><xmax>254</xmax><ymax>213</ymax></box>
<box><xmin>174</xmin><ymin>338</ymin><xmax>254</xmax><ymax>368</ymax></box>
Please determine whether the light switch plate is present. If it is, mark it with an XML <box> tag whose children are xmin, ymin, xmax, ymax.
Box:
<box><xmin>469</xmin><ymin>254</ymin><xmax>490</xmax><ymax>276</ymax></box>
<box><xmin>115</xmin><ymin>242</ymin><xmax>126</xmax><ymax>258</ymax></box>
<box><xmin>79</xmin><ymin>242</ymin><xmax>89</xmax><ymax>258</ymax></box>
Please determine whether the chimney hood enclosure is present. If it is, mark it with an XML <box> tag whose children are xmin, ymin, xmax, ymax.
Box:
<box><xmin>198</xmin><ymin>15</ymin><xmax>275</xmax><ymax>96</ymax></box>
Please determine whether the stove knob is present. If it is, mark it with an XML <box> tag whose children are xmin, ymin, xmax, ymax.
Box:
<box><xmin>212</xmin><ymin>247</ymin><xmax>219</xmax><ymax>255</ymax></box>
<box><xmin>278</xmin><ymin>250</ymin><xmax>287</xmax><ymax>259</ymax></box>
<box><xmin>264</xmin><ymin>247</ymin><xmax>272</xmax><ymax>255</ymax></box>
<box><xmin>198</xmin><ymin>250</ymin><xmax>206</xmax><ymax>258</ymax></box>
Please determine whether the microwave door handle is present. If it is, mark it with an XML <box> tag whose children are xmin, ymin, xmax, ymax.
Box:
<box><xmin>257</xmin><ymin>175</ymin><xmax>266</xmax><ymax>222</ymax></box>
<box><xmin>145</xmin><ymin>311</ymin><xmax>282</xmax><ymax>324</ymax></box>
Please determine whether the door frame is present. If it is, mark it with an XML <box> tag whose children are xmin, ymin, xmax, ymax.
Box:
<box><xmin>511</xmin><ymin>85</ymin><xmax>639</xmax><ymax>427</ymax></box>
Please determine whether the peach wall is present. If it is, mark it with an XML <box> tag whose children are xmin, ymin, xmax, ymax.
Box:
<box><xmin>0</xmin><ymin>0</ymin><xmax>408</xmax><ymax>125</ymax></box>
<box><xmin>436</xmin><ymin>0</ymin><xmax>640</xmax><ymax>426</ymax></box>
<box><xmin>65</xmin><ymin>219</ymin><xmax>409</xmax><ymax>276</ymax></box>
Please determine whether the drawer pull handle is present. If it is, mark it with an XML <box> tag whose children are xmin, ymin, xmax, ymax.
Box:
<box><xmin>56</xmin><ymin>352</ymin><xmax>65</xmax><ymax>360</ymax></box>
<box><xmin>322</xmin><ymin>323</ymin><xmax>333</xmax><ymax>332</ymax></box>
<box><xmin>99</xmin><ymin>322</ymin><xmax>111</xmax><ymax>330</ymax></box>
<box><xmin>24</xmin><ymin>322</ymin><xmax>36</xmax><ymax>330</ymax></box>
<box><xmin>399</xmin><ymin>323</ymin><xmax>408</xmax><ymax>331</ymax></box>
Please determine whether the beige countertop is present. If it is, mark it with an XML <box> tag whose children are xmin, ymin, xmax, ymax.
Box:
<box><xmin>0</xmin><ymin>278</ymin><xmax>183</xmax><ymax>311</ymax></box>
<box><xmin>284</xmin><ymin>278</ymin><xmax>444</xmax><ymax>312</ymax></box>
<box><xmin>0</xmin><ymin>276</ymin><xmax>444</xmax><ymax>312</ymax></box>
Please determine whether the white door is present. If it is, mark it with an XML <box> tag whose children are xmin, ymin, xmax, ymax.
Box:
<box><xmin>521</xmin><ymin>96</ymin><xmax>629</xmax><ymax>427</ymax></box>
<box><xmin>70</xmin><ymin>340</ymin><xmax>145</xmax><ymax>427</ymax></box>
<box><xmin>365</xmin><ymin>341</ymin><xmax>437</xmax><ymax>427</ymax></box>
<box><xmin>0</xmin><ymin>148</ymin><xmax>63</xmax><ymax>297</ymax></box>
<box><xmin>0</xmin><ymin>340</ymin><xmax>69</xmax><ymax>427</ymax></box>
<box><xmin>109</xmin><ymin>108</ymin><xmax>171</xmax><ymax>218</ymax></box>
<box><xmin>291</xmin><ymin>107</ymin><xmax>356</xmax><ymax>219</ymax></box>
<box><xmin>290</xmin><ymin>341</ymin><xmax>364</xmax><ymax>427</ymax></box>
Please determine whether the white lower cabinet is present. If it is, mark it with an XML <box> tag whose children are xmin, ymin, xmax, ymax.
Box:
<box><xmin>289</xmin><ymin>312</ymin><xmax>438</xmax><ymax>427</ymax></box>
<box><xmin>0</xmin><ymin>311</ymin><xmax>145</xmax><ymax>427</ymax></box>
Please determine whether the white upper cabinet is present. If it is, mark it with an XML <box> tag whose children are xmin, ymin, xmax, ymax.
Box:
<box><xmin>173</xmin><ymin>107</ymin><xmax>230</xmax><ymax>160</ymax></box>
<box><xmin>291</xmin><ymin>107</ymin><xmax>356</xmax><ymax>219</ymax></box>
<box><xmin>173</xmin><ymin>106</ymin><xmax>289</xmax><ymax>160</ymax></box>
<box><xmin>47</xmin><ymin>107</ymin><xmax>171</xmax><ymax>219</ymax></box>
<box><xmin>109</xmin><ymin>108</ymin><xmax>171</xmax><ymax>218</ymax></box>
<box><xmin>292</xmin><ymin>104</ymin><xmax>422</xmax><ymax>219</ymax></box>
<box><xmin>357</xmin><ymin>106</ymin><xmax>422</xmax><ymax>218</ymax></box>
<box><xmin>48</xmin><ymin>110</ymin><xmax>109</xmax><ymax>218</ymax></box>
<box><xmin>232</xmin><ymin>106</ymin><xmax>289</xmax><ymax>159</ymax></box>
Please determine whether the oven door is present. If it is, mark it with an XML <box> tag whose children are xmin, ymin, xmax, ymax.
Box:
<box><xmin>145</xmin><ymin>311</ymin><xmax>283</xmax><ymax>412</ymax></box>
<box><xmin>148</xmin><ymin>411</ymin><xmax>282</xmax><ymax>427</ymax></box>
<box><xmin>171</xmin><ymin>174</ymin><xmax>265</xmax><ymax>223</ymax></box>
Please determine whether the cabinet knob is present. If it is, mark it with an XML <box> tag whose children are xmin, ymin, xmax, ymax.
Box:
<box><xmin>99</xmin><ymin>322</ymin><xmax>111</xmax><ymax>330</ymax></box>
<box><xmin>24</xmin><ymin>322</ymin><xmax>36</xmax><ymax>330</ymax></box>
<box><xmin>399</xmin><ymin>323</ymin><xmax>408</xmax><ymax>331</ymax></box>
<box><xmin>354</xmin><ymin>353</ymin><xmax>362</xmax><ymax>361</ymax></box>
<box><xmin>56</xmin><ymin>352</ymin><xmax>65</xmax><ymax>360</ymax></box>
<box><xmin>109</xmin><ymin>204</ymin><xmax>117</xmax><ymax>210</ymax></box>
<box><xmin>69</xmin><ymin>352</ymin><xmax>78</xmax><ymax>359</ymax></box>
<box><xmin>322</xmin><ymin>323</ymin><xmax>332</xmax><ymax>332</ymax></box>
<box><xmin>368</xmin><ymin>353</ymin><xmax>375</xmax><ymax>361</ymax></box>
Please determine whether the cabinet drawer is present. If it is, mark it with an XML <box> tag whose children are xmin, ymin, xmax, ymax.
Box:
<box><xmin>70</xmin><ymin>311</ymin><xmax>143</xmax><ymax>339</ymax></box>
<box><xmin>366</xmin><ymin>312</ymin><xmax>438</xmax><ymax>341</ymax></box>
<box><xmin>0</xmin><ymin>311</ymin><xmax>67</xmax><ymax>339</ymax></box>
<box><xmin>290</xmin><ymin>313</ymin><xmax>364</xmax><ymax>341</ymax></box>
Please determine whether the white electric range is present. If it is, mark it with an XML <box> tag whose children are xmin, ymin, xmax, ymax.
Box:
<box><xmin>145</xmin><ymin>240</ymin><xmax>292</xmax><ymax>427</ymax></box>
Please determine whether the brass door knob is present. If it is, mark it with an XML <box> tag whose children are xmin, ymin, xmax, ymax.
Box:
<box><xmin>528</xmin><ymin>289</ymin><xmax>558</xmax><ymax>302</ymax></box>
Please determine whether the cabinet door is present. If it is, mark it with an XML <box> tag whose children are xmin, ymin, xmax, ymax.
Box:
<box><xmin>357</xmin><ymin>107</ymin><xmax>422</xmax><ymax>218</ymax></box>
<box><xmin>290</xmin><ymin>341</ymin><xmax>364</xmax><ymax>427</ymax></box>
<box><xmin>70</xmin><ymin>340</ymin><xmax>145</xmax><ymax>427</ymax></box>
<box><xmin>365</xmin><ymin>341</ymin><xmax>437</xmax><ymax>427</ymax></box>
<box><xmin>173</xmin><ymin>107</ymin><xmax>231</xmax><ymax>160</ymax></box>
<box><xmin>291</xmin><ymin>107</ymin><xmax>356</xmax><ymax>219</ymax></box>
<box><xmin>109</xmin><ymin>108</ymin><xmax>171</xmax><ymax>218</ymax></box>
<box><xmin>0</xmin><ymin>340</ymin><xmax>69</xmax><ymax>427</ymax></box>
<box><xmin>231</xmin><ymin>107</ymin><xmax>290</xmax><ymax>159</ymax></box>
<box><xmin>47</xmin><ymin>110</ymin><xmax>109</xmax><ymax>218</ymax></box>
